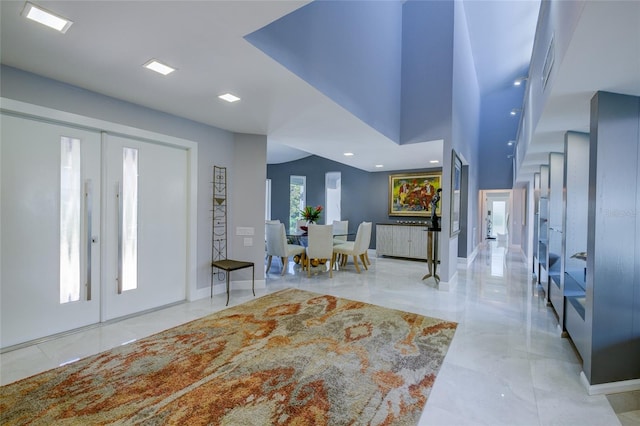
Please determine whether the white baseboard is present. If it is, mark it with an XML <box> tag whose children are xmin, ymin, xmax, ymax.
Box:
<box><xmin>457</xmin><ymin>246</ymin><xmax>478</xmax><ymax>268</ymax></box>
<box><xmin>190</xmin><ymin>280</ymin><xmax>266</xmax><ymax>301</ymax></box>
<box><xmin>580</xmin><ymin>371</ymin><xmax>640</xmax><ymax>395</ymax></box>
<box><xmin>438</xmin><ymin>272</ymin><xmax>458</xmax><ymax>291</ymax></box>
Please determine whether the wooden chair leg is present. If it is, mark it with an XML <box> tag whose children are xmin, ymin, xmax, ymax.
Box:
<box><xmin>364</xmin><ymin>252</ymin><xmax>371</xmax><ymax>265</ymax></box>
<box><xmin>328</xmin><ymin>257</ymin><xmax>333</xmax><ymax>278</ymax></box>
<box><xmin>353</xmin><ymin>255</ymin><xmax>361</xmax><ymax>273</ymax></box>
<box><xmin>266</xmin><ymin>255</ymin><xmax>273</xmax><ymax>273</ymax></box>
<box><xmin>360</xmin><ymin>254</ymin><xmax>368</xmax><ymax>270</ymax></box>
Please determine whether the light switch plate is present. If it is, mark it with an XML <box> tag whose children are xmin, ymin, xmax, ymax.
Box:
<box><xmin>236</xmin><ymin>227</ymin><xmax>255</xmax><ymax>236</ymax></box>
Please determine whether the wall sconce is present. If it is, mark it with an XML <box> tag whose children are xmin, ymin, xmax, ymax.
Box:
<box><xmin>513</xmin><ymin>77</ymin><xmax>528</xmax><ymax>86</ymax></box>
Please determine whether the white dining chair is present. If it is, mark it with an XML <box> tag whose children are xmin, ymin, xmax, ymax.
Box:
<box><xmin>305</xmin><ymin>224</ymin><xmax>335</xmax><ymax>278</ymax></box>
<box><xmin>332</xmin><ymin>222</ymin><xmax>372</xmax><ymax>273</ymax></box>
<box><xmin>265</xmin><ymin>222</ymin><xmax>305</xmax><ymax>275</ymax></box>
<box><xmin>332</xmin><ymin>220</ymin><xmax>349</xmax><ymax>245</ymax></box>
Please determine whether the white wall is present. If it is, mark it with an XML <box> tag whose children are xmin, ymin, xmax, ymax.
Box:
<box><xmin>226</xmin><ymin>133</ymin><xmax>268</xmax><ymax>288</ymax></box>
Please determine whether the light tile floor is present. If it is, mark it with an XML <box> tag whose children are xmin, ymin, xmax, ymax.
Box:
<box><xmin>0</xmin><ymin>241</ymin><xmax>629</xmax><ymax>425</ymax></box>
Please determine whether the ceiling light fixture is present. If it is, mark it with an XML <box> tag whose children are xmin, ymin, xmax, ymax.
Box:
<box><xmin>218</xmin><ymin>93</ymin><xmax>241</xmax><ymax>103</ymax></box>
<box><xmin>22</xmin><ymin>2</ymin><xmax>73</xmax><ymax>33</ymax></box>
<box><xmin>143</xmin><ymin>59</ymin><xmax>176</xmax><ymax>76</ymax></box>
<box><xmin>343</xmin><ymin>152</ymin><xmax>354</xmax><ymax>157</ymax></box>
<box><xmin>513</xmin><ymin>77</ymin><xmax>528</xmax><ymax>86</ymax></box>
<box><xmin>507</xmin><ymin>140</ymin><xmax>515</xmax><ymax>146</ymax></box>
<box><xmin>429</xmin><ymin>160</ymin><xmax>439</xmax><ymax>164</ymax></box>
<box><xmin>510</xmin><ymin>108</ymin><xmax>521</xmax><ymax>116</ymax></box>
<box><xmin>375</xmin><ymin>164</ymin><xmax>384</xmax><ymax>168</ymax></box>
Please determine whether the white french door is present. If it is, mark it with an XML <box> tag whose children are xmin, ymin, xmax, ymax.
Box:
<box><xmin>1</xmin><ymin>114</ymin><xmax>102</xmax><ymax>347</ymax></box>
<box><xmin>1</xmin><ymin>113</ymin><xmax>189</xmax><ymax>348</ymax></box>
<box><xmin>102</xmin><ymin>134</ymin><xmax>187</xmax><ymax>320</ymax></box>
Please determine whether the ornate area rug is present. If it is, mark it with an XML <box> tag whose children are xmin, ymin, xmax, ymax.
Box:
<box><xmin>1</xmin><ymin>288</ymin><xmax>457</xmax><ymax>425</ymax></box>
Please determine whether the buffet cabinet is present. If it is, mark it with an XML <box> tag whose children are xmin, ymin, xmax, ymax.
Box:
<box><xmin>375</xmin><ymin>224</ymin><xmax>431</xmax><ymax>260</ymax></box>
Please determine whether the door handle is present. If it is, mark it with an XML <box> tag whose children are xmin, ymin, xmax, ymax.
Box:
<box><xmin>117</xmin><ymin>182</ymin><xmax>123</xmax><ymax>294</ymax></box>
<box><xmin>85</xmin><ymin>179</ymin><xmax>92</xmax><ymax>300</ymax></box>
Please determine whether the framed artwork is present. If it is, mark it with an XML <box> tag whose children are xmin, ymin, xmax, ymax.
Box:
<box><xmin>450</xmin><ymin>150</ymin><xmax>462</xmax><ymax>235</ymax></box>
<box><xmin>388</xmin><ymin>172</ymin><xmax>442</xmax><ymax>217</ymax></box>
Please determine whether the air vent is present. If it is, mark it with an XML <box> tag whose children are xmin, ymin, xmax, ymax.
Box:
<box><xmin>542</xmin><ymin>35</ymin><xmax>555</xmax><ymax>90</ymax></box>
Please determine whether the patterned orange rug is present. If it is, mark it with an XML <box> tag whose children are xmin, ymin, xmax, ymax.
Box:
<box><xmin>1</xmin><ymin>288</ymin><xmax>457</xmax><ymax>425</ymax></box>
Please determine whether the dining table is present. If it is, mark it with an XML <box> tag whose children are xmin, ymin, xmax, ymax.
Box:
<box><xmin>286</xmin><ymin>229</ymin><xmax>354</xmax><ymax>246</ymax></box>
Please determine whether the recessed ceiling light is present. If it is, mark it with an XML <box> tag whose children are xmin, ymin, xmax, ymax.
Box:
<box><xmin>510</xmin><ymin>108</ymin><xmax>521</xmax><ymax>116</ymax></box>
<box><xmin>343</xmin><ymin>152</ymin><xmax>354</xmax><ymax>157</ymax></box>
<box><xmin>429</xmin><ymin>160</ymin><xmax>439</xmax><ymax>164</ymax></box>
<box><xmin>143</xmin><ymin>59</ymin><xmax>175</xmax><ymax>76</ymax></box>
<box><xmin>22</xmin><ymin>2</ymin><xmax>73</xmax><ymax>33</ymax></box>
<box><xmin>375</xmin><ymin>164</ymin><xmax>384</xmax><ymax>168</ymax></box>
<box><xmin>218</xmin><ymin>93</ymin><xmax>241</xmax><ymax>103</ymax></box>
<box><xmin>507</xmin><ymin>140</ymin><xmax>515</xmax><ymax>146</ymax></box>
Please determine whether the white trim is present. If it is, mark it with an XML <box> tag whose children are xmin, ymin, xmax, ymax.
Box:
<box><xmin>457</xmin><ymin>246</ymin><xmax>478</xmax><ymax>267</ymax></box>
<box><xmin>438</xmin><ymin>272</ymin><xmax>458</xmax><ymax>291</ymax></box>
<box><xmin>1</xmin><ymin>97</ymin><xmax>199</xmax><ymax>314</ymax></box>
<box><xmin>580</xmin><ymin>371</ymin><xmax>640</xmax><ymax>395</ymax></box>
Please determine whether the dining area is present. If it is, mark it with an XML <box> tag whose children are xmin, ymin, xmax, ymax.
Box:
<box><xmin>264</xmin><ymin>208</ymin><xmax>372</xmax><ymax>278</ymax></box>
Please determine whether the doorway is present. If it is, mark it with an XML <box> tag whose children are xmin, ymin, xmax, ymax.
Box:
<box><xmin>481</xmin><ymin>190</ymin><xmax>512</xmax><ymax>243</ymax></box>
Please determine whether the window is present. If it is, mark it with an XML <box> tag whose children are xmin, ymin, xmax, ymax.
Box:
<box><xmin>60</xmin><ymin>137</ymin><xmax>81</xmax><ymax>303</ymax></box>
<box><xmin>121</xmin><ymin>147</ymin><xmax>138</xmax><ymax>292</ymax></box>
<box><xmin>289</xmin><ymin>175</ymin><xmax>306</xmax><ymax>231</ymax></box>
<box><xmin>325</xmin><ymin>172</ymin><xmax>341</xmax><ymax>223</ymax></box>
<box><xmin>265</xmin><ymin>179</ymin><xmax>271</xmax><ymax>220</ymax></box>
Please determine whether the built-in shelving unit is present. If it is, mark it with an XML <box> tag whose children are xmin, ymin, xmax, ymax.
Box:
<box><xmin>562</xmin><ymin>132</ymin><xmax>589</xmax><ymax>353</ymax></box>
<box><xmin>532</xmin><ymin>172</ymin><xmax>540</xmax><ymax>275</ymax></box>
<box><xmin>547</xmin><ymin>152</ymin><xmax>564</xmax><ymax>325</ymax></box>
<box><xmin>536</xmin><ymin>165</ymin><xmax>549</xmax><ymax>287</ymax></box>
<box><xmin>542</xmin><ymin>92</ymin><xmax>640</xmax><ymax>392</ymax></box>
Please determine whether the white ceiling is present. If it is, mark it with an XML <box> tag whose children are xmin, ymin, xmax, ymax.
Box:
<box><xmin>6</xmin><ymin>0</ymin><xmax>631</xmax><ymax>179</ymax></box>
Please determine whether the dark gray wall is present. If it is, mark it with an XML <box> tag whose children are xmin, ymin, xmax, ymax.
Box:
<box><xmin>586</xmin><ymin>91</ymin><xmax>640</xmax><ymax>385</ymax></box>
<box><xmin>267</xmin><ymin>155</ymin><xmax>440</xmax><ymax>249</ymax></box>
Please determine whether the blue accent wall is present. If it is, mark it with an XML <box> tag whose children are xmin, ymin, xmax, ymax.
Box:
<box><xmin>267</xmin><ymin>155</ymin><xmax>440</xmax><ymax>249</ymax></box>
<box><xmin>452</xmin><ymin>0</ymin><xmax>481</xmax><ymax>257</ymax></box>
<box><xmin>400</xmin><ymin>0</ymin><xmax>454</xmax><ymax>145</ymax></box>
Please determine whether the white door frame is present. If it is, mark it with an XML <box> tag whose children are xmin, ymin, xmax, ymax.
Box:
<box><xmin>480</xmin><ymin>190</ymin><xmax>512</xmax><ymax>243</ymax></box>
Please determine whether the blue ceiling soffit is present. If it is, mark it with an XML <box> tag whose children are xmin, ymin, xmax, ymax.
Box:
<box><xmin>245</xmin><ymin>0</ymin><xmax>457</xmax><ymax>146</ymax></box>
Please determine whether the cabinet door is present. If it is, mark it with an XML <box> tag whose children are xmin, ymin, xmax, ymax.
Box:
<box><xmin>375</xmin><ymin>225</ymin><xmax>394</xmax><ymax>256</ymax></box>
<box><xmin>410</xmin><ymin>227</ymin><xmax>428</xmax><ymax>259</ymax></box>
<box><xmin>392</xmin><ymin>226</ymin><xmax>411</xmax><ymax>257</ymax></box>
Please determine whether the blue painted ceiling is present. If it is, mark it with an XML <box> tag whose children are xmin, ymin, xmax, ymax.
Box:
<box><xmin>247</xmin><ymin>0</ymin><xmax>540</xmax><ymax>170</ymax></box>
